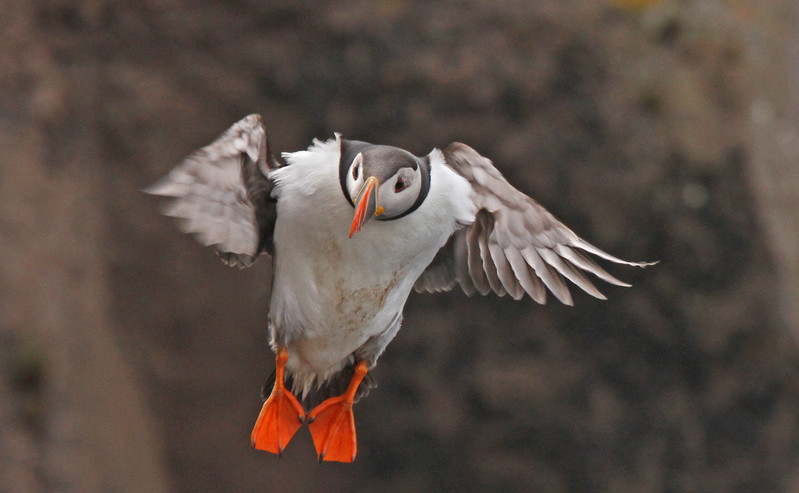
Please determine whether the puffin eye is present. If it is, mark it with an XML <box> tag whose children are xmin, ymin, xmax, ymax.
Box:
<box><xmin>352</xmin><ymin>164</ymin><xmax>359</xmax><ymax>180</ymax></box>
<box><xmin>394</xmin><ymin>178</ymin><xmax>406</xmax><ymax>193</ymax></box>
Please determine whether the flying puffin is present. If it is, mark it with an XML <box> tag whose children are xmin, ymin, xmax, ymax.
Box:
<box><xmin>147</xmin><ymin>114</ymin><xmax>653</xmax><ymax>463</ymax></box>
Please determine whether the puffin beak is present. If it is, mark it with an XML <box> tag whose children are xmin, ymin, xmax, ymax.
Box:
<box><xmin>349</xmin><ymin>176</ymin><xmax>383</xmax><ymax>238</ymax></box>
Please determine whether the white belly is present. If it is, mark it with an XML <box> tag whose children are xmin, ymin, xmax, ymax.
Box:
<box><xmin>269</xmin><ymin>191</ymin><xmax>441</xmax><ymax>377</ymax></box>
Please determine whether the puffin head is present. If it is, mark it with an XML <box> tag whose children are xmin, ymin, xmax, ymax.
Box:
<box><xmin>339</xmin><ymin>139</ymin><xmax>431</xmax><ymax>238</ymax></box>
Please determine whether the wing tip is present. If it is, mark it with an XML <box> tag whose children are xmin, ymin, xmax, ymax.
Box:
<box><xmin>556</xmin><ymin>291</ymin><xmax>574</xmax><ymax>306</ymax></box>
<box><xmin>143</xmin><ymin>179</ymin><xmax>180</xmax><ymax>198</ymax></box>
<box><xmin>573</xmin><ymin>239</ymin><xmax>658</xmax><ymax>267</ymax></box>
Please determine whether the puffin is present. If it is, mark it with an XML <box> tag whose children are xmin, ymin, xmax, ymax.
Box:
<box><xmin>147</xmin><ymin>114</ymin><xmax>653</xmax><ymax>463</ymax></box>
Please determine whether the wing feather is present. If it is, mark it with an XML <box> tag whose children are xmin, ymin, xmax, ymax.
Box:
<box><xmin>555</xmin><ymin>245</ymin><xmax>631</xmax><ymax>287</ymax></box>
<box><xmin>489</xmin><ymin>241</ymin><xmax>523</xmax><ymax>300</ymax></box>
<box><xmin>467</xmin><ymin>214</ymin><xmax>492</xmax><ymax>295</ymax></box>
<box><xmin>414</xmin><ymin>142</ymin><xmax>655</xmax><ymax>304</ymax></box>
<box><xmin>522</xmin><ymin>246</ymin><xmax>573</xmax><ymax>305</ymax></box>
<box><xmin>537</xmin><ymin>247</ymin><xmax>606</xmax><ymax>300</ymax></box>
<box><xmin>146</xmin><ymin>114</ymin><xmax>280</xmax><ymax>268</ymax></box>
<box><xmin>452</xmin><ymin>230</ymin><xmax>477</xmax><ymax>296</ymax></box>
<box><xmin>476</xmin><ymin>213</ymin><xmax>506</xmax><ymax>297</ymax></box>
<box><xmin>504</xmin><ymin>247</ymin><xmax>546</xmax><ymax>303</ymax></box>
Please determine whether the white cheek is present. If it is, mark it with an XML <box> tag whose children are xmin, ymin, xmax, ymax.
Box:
<box><xmin>345</xmin><ymin>154</ymin><xmax>364</xmax><ymax>200</ymax></box>
<box><xmin>346</xmin><ymin>174</ymin><xmax>359</xmax><ymax>199</ymax></box>
<box><xmin>346</xmin><ymin>168</ymin><xmax>365</xmax><ymax>201</ymax></box>
<box><xmin>378</xmin><ymin>179</ymin><xmax>422</xmax><ymax>217</ymax></box>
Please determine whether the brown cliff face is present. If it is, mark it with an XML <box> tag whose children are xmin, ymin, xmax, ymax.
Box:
<box><xmin>2</xmin><ymin>1</ymin><xmax>799</xmax><ymax>492</ymax></box>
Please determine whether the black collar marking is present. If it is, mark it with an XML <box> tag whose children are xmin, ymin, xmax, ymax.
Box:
<box><xmin>338</xmin><ymin>139</ymin><xmax>432</xmax><ymax>221</ymax></box>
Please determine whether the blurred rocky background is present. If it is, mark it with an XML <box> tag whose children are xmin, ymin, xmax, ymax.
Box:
<box><xmin>2</xmin><ymin>0</ymin><xmax>799</xmax><ymax>491</ymax></box>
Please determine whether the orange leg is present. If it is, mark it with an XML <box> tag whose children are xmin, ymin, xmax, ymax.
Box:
<box><xmin>307</xmin><ymin>361</ymin><xmax>369</xmax><ymax>463</ymax></box>
<box><xmin>251</xmin><ymin>348</ymin><xmax>306</xmax><ymax>456</ymax></box>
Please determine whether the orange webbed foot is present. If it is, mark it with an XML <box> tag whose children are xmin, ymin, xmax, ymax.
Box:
<box><xmin>307</xmin><ymin>361</ymin><xmax>368</xmax><ymax>463</ymax></box>
<box><xmin>251</xmin><ymin>348</ymin><xmax>306</xmax><ymax>456</ymax></box>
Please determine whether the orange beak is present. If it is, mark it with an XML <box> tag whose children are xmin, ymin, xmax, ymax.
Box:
<box><xmin>349</xmin><ymin>176</ymin><xmax>382</xmax><ymax>238</ymax></box>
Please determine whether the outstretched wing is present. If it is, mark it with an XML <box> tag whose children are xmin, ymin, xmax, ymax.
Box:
<box><xmin>414</xmin><ymin>143</ymin><xmax>654</xmax><ymax>305</ymax></box>
<box><xmin>145</xmin><ymin>114</ymin><xmax>280</xmax><ymax>268</ymax></box>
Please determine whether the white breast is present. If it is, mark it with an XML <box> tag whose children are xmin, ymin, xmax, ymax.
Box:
<box><xmin>267</xmin><ymin>136</ymin><xmax>476</xmax><ymax>380</ymax></box>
